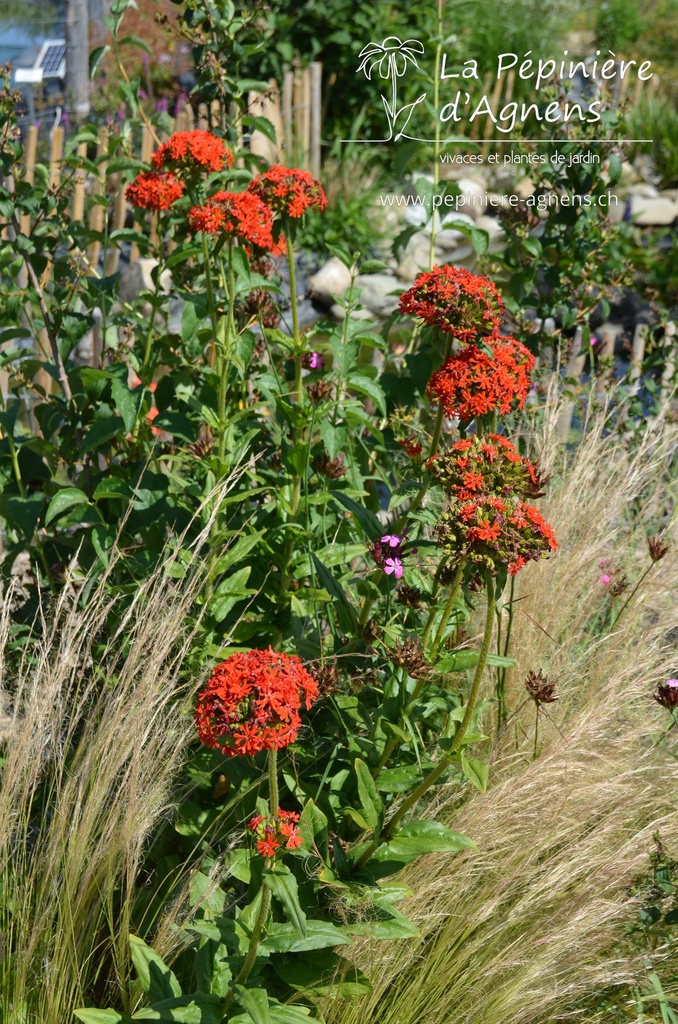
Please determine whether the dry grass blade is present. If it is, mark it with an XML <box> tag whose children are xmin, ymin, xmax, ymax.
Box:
<box><xmin>0</xmin><ymin>470</ymin><xmax>250</xmax><ymax>1020</ymax></box>
<box><xmin>326</xmin><ymin>409</ymin><xmax>678</xmax><ymax>1024</ymax></box>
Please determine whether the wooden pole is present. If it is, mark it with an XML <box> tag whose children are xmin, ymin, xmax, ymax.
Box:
<box><xmin>282</xmin><ymin>71</ymin><xmax>294</xmax><ymax>159</ymax></box>
<box><xmin>20</xmin><ymin>125</ymin><xmax>38</xmax><ymax>236</ymax></box>
<box><xmin>130</xmin><ymin>126</ymin><xmax>154</xmax><ymax>261</ymax></box>
<box><xmin>555</xmin><ymin>326</ymin><xmax>586</xmax><ymax>441</ymax></box>
<box><xmin>103</xmin><ymin>176</ymin><xmax>128</xmax><ymax>275</ymax></box>
<box><xmin>49</xmin><ymin>126</ymin><xmax>65</xmax><ymax>190</ymax></box>
<box><xmin>310</xmin><ymin>62</ymin><xmax>322</xmax><ymax>178</ymax></box>
<box><xmin>71</xmin><ymin>141</ymin><xmax>88</xmax><ymax>223</ymax></box>
<box><xmin>87</xmin><ymin>126</ymin><xmax>109</xmax><ymax>271</ymax></box>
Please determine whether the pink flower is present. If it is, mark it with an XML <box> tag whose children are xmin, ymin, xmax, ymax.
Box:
<box><xmin>302</xmin><ymin>352</ymin><xmax>323</xmax><ymax>370</ymax></box>
<box><xmin>384</xmin><ymin>557</ymin><xmax>403</xmax><ymax>578</ymax></box>
<box><xmin>381</xmin><ymin>534</ymin><xmax>402</xmax><ymax>547</ymax></box>
<box><xmin>598</xmin><ymin>574</ymin><xmax>612</xmax><ymax>585</ymax></box>
<box><xmin>667</xmin><ymin>679</ymin><xmax>678</xmax><ymax>687</ymax></box>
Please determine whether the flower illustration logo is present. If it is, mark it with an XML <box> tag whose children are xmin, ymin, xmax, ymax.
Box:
<box><xmin>357</xmin><ymin>36</ymin><xmax>426</xmax><ymax>141</ymax></box>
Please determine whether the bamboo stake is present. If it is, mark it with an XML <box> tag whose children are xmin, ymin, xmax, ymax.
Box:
<box><xmin>629</xmin><ymin>323</ymin><xmax>648</xmax><ymax>389</ymax></box>
<box><xmin>87</xmin><ymin>126</ymin><xmax>109</xmax><ymax>271</ymax></box>
<box><xmin>310</xmin><ymin>62</ymin><xmax>322</xmax><ymax>178</ymax></box>
<box><xmin>555</xmin><ymin>326</ymin><xmax>586</xmax><ymax>441</ymax></box>
<box><xmin>49</xmin><ymin>126</ymin><xmax>65</xmax><ymax>190</ymax></box>
<box><xmin>104</xmin><ymin>176</ymin><xmax>128</xmax><ymax>276</ymax></box>
<box><xmin>282</xmin><ymin>71</ymin><xmax>294</xmax><ymax>158</ymax></box>
<box><xmin>71</xmin><ymin>141</ymin><xmax>88</xmax><ymax>223</ymax></box>
<box><xmin>20</xmin><ymin>125</ymin><xmax>38</xmax><ymax>236</ymax></box>
<box><xmin>470</xmin><ymin>73</ymin><xmax>492</xmax><ymax>139</ymax></box>
<box><xmin>131</xmin><ymin>126</ymin><xmax>154</xmax><ymax>261</ymax></box>
<box><xmin>660</xmin><ymin>323</ymin><xmax>676</xmax><ymax>403</ymax></box>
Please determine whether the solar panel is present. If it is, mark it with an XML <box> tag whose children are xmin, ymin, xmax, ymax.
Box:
<box><xmin>34</xmin><ymin>40</ymin><xmax>66</xmax><ymax>79</ymax></box>
<box><xmin>40</xmin><ymin>43</ymin><xmax>65</xmax><ymax>76</ymax></box>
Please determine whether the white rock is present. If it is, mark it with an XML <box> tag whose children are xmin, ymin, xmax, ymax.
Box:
<box><xmin>450</xmin><ymin>176</ymin><xmax>488</xmax><ymax>219</ymax></box>
<box><xmin>395</xmin><ymin>230</ymin><xmax>431</xmax><ymax>281</ymax></box>
<box><xmin>306</xmin><ymin>257</ymin><xmax>352</xmax><ymax>307</ymax></box>
<box><xmin>514</xmin><ymin>177</ymin><xmax>536</xmax><ymax>199</ymax></box>
<box><xmin>119</xmin><ymin>259</ymin><xmax>171</xmax><ymax>302</ymax></box>
<box><xmin>630</xmin><ymin>196</ymin><xmax>678</xmax><ymax>226</ymax></box>
<box><xmin>354</xmin><ymin>273</ymin><xmax>403</xmax><ymax>317</ymax></box>
<box><xmin>627</xmin><ymin>182</ymin><xmax>660</xmax><ymax>198</ymax></box>
<box><xmin>474</xmin><ymin>214</ymin><xmax>505</xmax><ymax>241</ymax></box>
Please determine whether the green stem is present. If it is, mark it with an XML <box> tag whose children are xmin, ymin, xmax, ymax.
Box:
<box><xmin>393</xmin><ymin>331</ymin><xmax>453</xmax><ymax>531</ymax></box>
<box><xmin>201</xmin><ymin>232</ymin><xmax>220</xmax><ymax>370</ymax></box>
<box><xmin>274</xmin><ymin>228</ymin><xmax>305</xmax><ymax>642</ymax></box>
<box><xmin>428</xmin><ymin>560</ymin><xmax>466</xmax><ymax>661</ymax></box>
<box><xmin>221</xmin><ymin>746</ymin><xmax>280</xmax><ymax>1009</ymax></box>
<box><xmin>428</xmin><ymin>0</ymin><xmax>444</xmax><ymax>268</ymax></box>
<box><xmin>496</xmin><ymin>575</ymin><xmax>516</xmax><ymax>733</ymax></box>
<box><xmin>533</xmin><ymin>706</ymin><xmax>540</xmax><ymax>761</ymax></box>
<box><xmin>221</xmin><ymin>886</ymin><xmax>272</xmax><ymax>1010</ymax></box>
<box><xmin>268</xmin><ymin>748</ymin><xmax>279</xmax><ymax>817</ymax></box>
<box><xmin>355</xmin><ymin>573</ymin><xmax>496</xmax><ymax>868</ymax></box>
<box><xmin>615</xmin><ymin>562</ymin><xmax>654</xmax><ymax>624</ymax></box>
<box><xmin>6</xmin><ymin>430</ymin><xmax>52</xmax><ymax>584</ymax></box>
<box><xmin>217</xmin><ymin>239</ymin><xmax>236</xmax><ymax>462</ymax></box>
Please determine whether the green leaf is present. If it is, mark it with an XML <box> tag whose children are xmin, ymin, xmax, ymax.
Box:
<box><xmin>436</xmin><ymin>651</ymin><xmax>516</xmax><ymax>672</ymax></box>
<box><xmin>112</xmin><ymin>377</ymin><xmax>143</xmax><ymax>434</ymax></box>
<box><xmin>261</xmin><ymin>921</ymin><xmax>350</xmax><ymax>954</ymax></box>
<box><xmin>311</xmin><ymin>554</ymin><xmax>358</xmax><ymax>633</ymax></box>
<box><xmin>210</xmin><ymin>566</ymin><xmax>254</xmax><ymax>622</ymax></box>
<box><xmin>116</xmin><ymin>34</ymin><xmax>153</xmax><ymax>54</ymax></box>
<box><xmin>375</xmin><ymin>765</ymin><xmax>423</xmax><ymax>794</ymax></box>
<box><xmin>347</xmin><ymin>373</ymin><xmax>387</xmax><ymax>416</ymax></box>
<box><xmin>331</xmin><ymin>491</ymin><xmax>382</xmax><ymax>540</ymax></box>
<box><xmin>74</xmin><ymin>1012</ymin><xmax>125</xmax><ymax>1024</ymax></box>
<box><xmin>263</xmin><ymin>865</ymin><xmax>307</xmax><ymax>939</ymax></box>
<box><xmin>89</xmin><ymin>44</ymin><xmax>110</xmax><ymax>76</ymax></box>
<box><xmin>381</xmin><ymin>820</ymin><xmax>476</xmax><ymax>859</ymax></box>
<box><xmin>441</xmin><ymin>218</ymin><xmax>489</xmax><ymax>256</ymax></box>
<box><xmin>354</xmin><ymin>758</ymin><xmax>383</xmax><ymax>835</ymax></box>
<box><xmin>359</xmin><ymin>258</ymin><xmax>389</xmax><ymax>274</ymax></box>
<box><xmin>461</xmin><ymin>753</ymin><xmax>489</xmax><ymax>793</ymax></box>
<box><xmin>266</xmin><ymin>1004</ymin><xmax>313</xmax><ymax>1024</ymax></box>
<box><xmin>131</xmin><ymin>994</ymin><xmax>222</xmax><ymax>1022</ymax></box>
<box><xmin>318</xmin><ymin>419</ymin><xmax>348</xmax><ymax>461</ymax></box>
<box><xmin>44</xmin><ymin>487</ymin><xmax>91</xmax><ymax>526</ymax></box>
<box><xmin>233</xmin><ymin>987</ymin><xmax>270</xmax><ymax>1024</ymax></box>
<box><xmin>0</xmin><ymin>492</ymin><xmax>45</xmax><ymax>540</ymax></box>
<box><xmin>82</xmin><ymin>407</ymin><xmax>125</xmax><ymax>453</ymax></box>
<box><xmin>129</xmin><ymin>935</ymin><xmax>182</xmax><ymax>1001</ymax></box>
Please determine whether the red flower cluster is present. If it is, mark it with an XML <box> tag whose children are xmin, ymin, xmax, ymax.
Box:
<box><xmin>427</xmin><ymin>337</ymin><xmax>535</xmax><ymax>423</ymax></box>
<box><xmin>435</xmin><ymin>493</ymin><xmax>557</xmax><ymax>576</ymax></box>
<box><xmin>398</xmin><ymin>265</ymin><xmax>505</xmax><ymax>343</ymax></box>
<box><xmin>248</xmin><ymin>165</ymin><xmax>327</xmax><ymax>219</ymax></box>
<box><xmin>429</xmin><ymin>435</ymin><xmax>544</xmax><ymax>502</ymax></box>
<box><xmin>398</xmin><ymin>435</ymin><xmax>424</xmax><ymax>458</ymax></box>
<box><xmin>126</xmin><ymin>171</ymin><xmax>185</xmax><ymax>211</ymax></box>
<box><xmin>432</xmin><ymin>433</ymin><xmax>555</xmax><ymax>575</ymax></box>
<box><xmin>189</xmin><ymin>190</ymin><xmax>286</xmax><ymax>256</ymax></box>
<box><xmin>248</xmin><ymin>809</ymin><xmax>303</xmax><ymax>857</ymax></box>
<box><xmin>195</xmin><ymin>648</ymin><xmax>319</xmax><ymax>757</ymax></box>
<box><xmin>152</xmin><ymin>130</ymin><xmax>233</xmax><ymax>174</ymax></box>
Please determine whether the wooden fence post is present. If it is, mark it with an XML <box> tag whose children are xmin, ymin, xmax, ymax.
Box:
<box><xmin>310</xmin><ymin>62</ymin><xmax>322</xmax><ymax>178</ymax></box>
<box><xmin>71</xmin><ymin>141</ymin><xmax>88</xmax><ymax>223</ymax></box>
<box><xmin>87</xmin><ymin>126</ymin><xmax>109</xmax><ymax>272</ymax></box>
<box><xmin>20</xmin><ymin>126</ymin><xmax>38</xmax><ymax>236</ymax></box>
<box><xmin>555</xmin><ymin>326</ymin><xmax>586</xmax><ymax>441</ymax></box>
